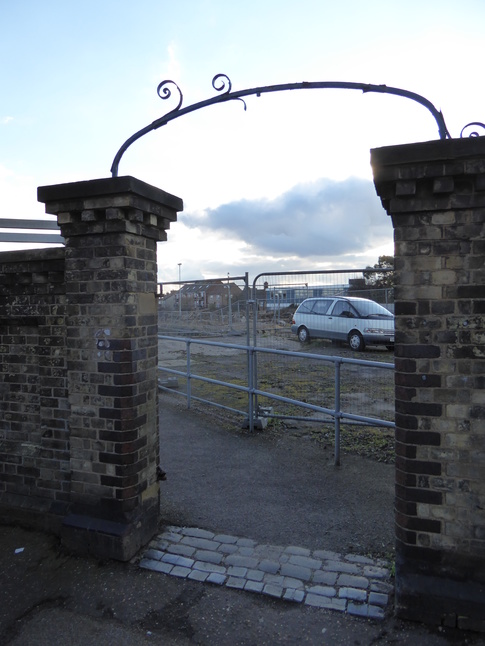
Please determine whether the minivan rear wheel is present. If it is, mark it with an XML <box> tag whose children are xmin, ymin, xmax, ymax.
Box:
<box><xmin>348</xmin><ymin>330</ymin><xmax>365</xmax><ymax>352</ymax></box>
<box><xmin>298</xmin><ymin>326</ymin><xmax>310</xmax><ymax>343</ymax></box>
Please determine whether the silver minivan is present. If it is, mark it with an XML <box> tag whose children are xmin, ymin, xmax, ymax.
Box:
<box><xmin>291</xmin><ymin>296</ymin><xmax>394</xmax><ymax>351</ymax></box>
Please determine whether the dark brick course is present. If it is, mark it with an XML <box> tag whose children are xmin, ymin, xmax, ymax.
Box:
<box><xmin>372</xmin><ymin>136</ymin><xmax>485</xmax><ymax>630</ymax></box>
<box><xmin>1</xmin><ymin>177</ymin><xmax>182</xmax><ymax>562</ymax></box>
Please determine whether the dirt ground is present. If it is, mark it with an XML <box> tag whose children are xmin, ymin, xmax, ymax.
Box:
<box><xmin>3</xmin><ymin>523</ymin><xmax>482</xmax><ymax>646</ymax></box>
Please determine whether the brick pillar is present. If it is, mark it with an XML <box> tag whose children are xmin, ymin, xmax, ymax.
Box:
<box><xmin>371</xmin><ymin>138</ymin><xmax>485</xmax><ymax>632</ymax></box>
<box><xmin>38</xmin><ymin>176</ymin><xmax>182</xmax><ymax>560</ymax></box>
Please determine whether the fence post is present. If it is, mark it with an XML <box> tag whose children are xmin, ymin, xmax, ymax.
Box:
<box><xmin>186</xmin><ymin>340</ymin><xmax>192</xmax><ymax>409</ymax></box>
<box><xmin>334</xmin><ymin>360</ymin><xmax>341</xmax><ymax>467</ymax></box>
<box><xmin>38</xmin><ymin>176</ymin><xmax>183</xmax><ymax>561</ymax></box>
<box><xmin>248</xmin><ymin>347</ymin><xmax>255</xmax><ymax>432</ymax></box>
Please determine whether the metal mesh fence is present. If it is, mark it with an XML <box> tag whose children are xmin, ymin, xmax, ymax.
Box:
<box><xmin>251</xmin><ymin>268</ymin><xmax>394</xmax><ymax>342</ymax></box>
<box><xmin>251</xmin><ymin>269</ymin><xmax>394</xmax><ymax>424</ymax></box>
<box><xmin>158</xmin><ymin>269</ymin><xmax>395</xmax><ymax>427</ymax></box>
<box><xmin>252</xmin><ymin>349</ymin><xmax>394</xmax><ymax>425</ymax></box>
<box><xmin>158</xmin><ymin>274</ymin><xmax>250</xmax><ymax>339</ymax></box>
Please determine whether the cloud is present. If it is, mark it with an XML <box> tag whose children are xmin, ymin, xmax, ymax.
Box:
<box><xmin>165</xmin><ymin>43</ymin><xmax>181</xmax><ymax>81</ymax></box>
<box><xmin>1</xmin><ymin>116</ymin><xmax>13</xmax><ymax>125</ymax></box>
<box><xmin>183</xmin><ymin>177</ymin><xmax>392</xmax><ymax>261</ymax></box>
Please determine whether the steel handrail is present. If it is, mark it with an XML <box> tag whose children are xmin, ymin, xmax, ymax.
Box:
<box><xmin>158</xmin><ymin>334</ymin><xmax>394</xmax><ymax>465</ymax></box>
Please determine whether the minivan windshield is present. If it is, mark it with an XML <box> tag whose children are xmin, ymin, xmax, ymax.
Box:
<box><xmin>349</xmin><ymin>299</ymin><xmax>393</xmax><ymax>318</ymax></box>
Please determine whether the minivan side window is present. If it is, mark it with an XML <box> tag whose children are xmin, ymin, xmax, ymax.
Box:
<box><xmin>313</xmin><ymin>300</ymin><xmax>332</xmax><ymax>315</ymax></box>
<box><xmin>331</xmin><ymin>300</ymin><xmax>358</xmax><ymax>317</ymax></box>
<box><xmin>298</xmin><ymin>299</ymin><xmax>316</xmax><ymax>314</ymax></box>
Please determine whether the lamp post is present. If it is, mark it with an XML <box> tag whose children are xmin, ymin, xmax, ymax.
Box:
<box><xmin>178</xmin><ymin>263</ymin><xmax>182</xmax><ymax>316</ymax></box>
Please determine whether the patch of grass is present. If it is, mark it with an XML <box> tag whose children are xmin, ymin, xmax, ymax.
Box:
<box><xmin>312</xmin><ymin>426</ymin><xmax>395</xmax><ymax>464</ymax></box>
<box><xmin>164</xmin><ymin>341</ymin><xmax>395</xmax><ymax>463</ymax></box>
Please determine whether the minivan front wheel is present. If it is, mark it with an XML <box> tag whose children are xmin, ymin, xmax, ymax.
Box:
<box><xmin>298</xmin><ymin>326</ymin><xmax>310</xmax><ymax>343</ymax></box>
<box><xmin>348</xmin><ymin>330</ymin><xmax>365</xmax><ymax>352</ymax></box>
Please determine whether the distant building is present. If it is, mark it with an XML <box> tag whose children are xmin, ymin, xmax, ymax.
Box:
<box><xmin>159</xmin><ymin>280</ymin><xmax>243</xmax><ymax>310</ymax></box>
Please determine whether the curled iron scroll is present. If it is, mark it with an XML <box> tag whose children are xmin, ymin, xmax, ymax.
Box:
<box><xmin>212</xmin><ymin>73</ymin><xmax>232</xmax><ymax>94</ymax></box>
<box><xmin>212</xmin><ymin>73</ymin><xmax>247</xmax><ymax>110</ymax></box>
<box><xmin>156</xmin><ymin>80</ymin><xmax>183</xmax><ymax>112</ymax></box>
<box><xmin>460</xmin><ymin>122</ymin><xmax>485</xmax><ymax>138</ymax></box>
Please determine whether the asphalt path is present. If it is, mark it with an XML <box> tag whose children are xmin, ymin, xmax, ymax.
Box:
<box><xmin>158</xmin><ymin>395</ymin><xmax>395</xmax><ymax>558</ymax></box>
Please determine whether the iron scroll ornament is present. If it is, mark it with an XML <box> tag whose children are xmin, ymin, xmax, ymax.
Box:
<box><xmin>111</xmin><ymin>73</ymin><xmax>455</xmax><ymax>177</ymax></box>
<box><xmin>460</xmin><ymin>122</ymin><xmax>485</xmax><ymax>138</ymax></box>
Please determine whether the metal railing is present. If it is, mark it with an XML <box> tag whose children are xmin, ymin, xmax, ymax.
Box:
<box><xmin>158</xmin><ymin>334</ymin><xmax>394</xmax><ymax>466</ymax></box>
<box><xmin>0</xmin><ymin>218</ymin><xmax>64</xmax><ymax>244</ymax></box>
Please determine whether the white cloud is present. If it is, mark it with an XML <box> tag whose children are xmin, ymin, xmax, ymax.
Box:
<box><xmin>155</xmin><ymin>176</ymin><xmax>394</xmax><ymax>281</ymax></box>
<box><xmin>183</xmin><ymin>177</ymin><xmax>392</xmax><ymax>261</ymax></box>
<box><xmin>1</xmin><ymin>116</ymin><xmax>13</xmax><ymax>125</ymax></box>
<box><xmin>165</xmin><ymin>43</ymin><xmax>181</xmax><ymax>81</ymax></box>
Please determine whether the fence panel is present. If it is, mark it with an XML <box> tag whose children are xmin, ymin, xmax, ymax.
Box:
<box><xmin>158</xmin><ymin>335</ymin><xmax>394</xmax><ymax>465</ymax></box>
<box><xmin>250</xmin><ymin>269</ymin><xmax>394</xmax><ymax>423</ymax></box>
<box><xmin>158</xmin><ymin>268</ymin><xmax>395</xmax><ymax>464</ymax></box>
<box><xmin>252</xmin><ymin>348</ymin><xmax>394</xmax><ymax>426</ymax></box>
<box><xmin>251</xmin><ymin>268</ymin><xmax>394</xmax><ymax>344</ymax></box>
<box><xmin>158</xmin><ymin>274</ymin><xmax>250</xmax><ymax>339</ymax></box>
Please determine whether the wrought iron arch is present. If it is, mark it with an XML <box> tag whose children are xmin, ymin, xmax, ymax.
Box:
<box><xmin>111</xmin><ymin>73</ymin><xmax>483</xmax><ymax>177</ymax></box>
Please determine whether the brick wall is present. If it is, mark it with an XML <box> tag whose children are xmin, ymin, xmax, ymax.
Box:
<box><xmin>0</xmin><ymin>177</ymin><xmax>182</xmax><ymax>560</ymax></box>
<box><xmin>372</xmin><ymin>137</ymin><xmax>485</xmax><ymax>632</ymax></box>
<box><xmin>0</xmin><ymin>248</ymin><xmax>69</xmax><ymax>529</ymax></box>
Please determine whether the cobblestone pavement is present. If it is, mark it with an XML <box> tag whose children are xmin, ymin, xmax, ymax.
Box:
<box><xmin>139</xmin><ymin>526</ymin><xmax>393</xmax><ymax>620</ymax></box>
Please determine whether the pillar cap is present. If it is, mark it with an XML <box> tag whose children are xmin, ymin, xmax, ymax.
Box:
<box><xmin>37</xmin><ymin>176</ymin><xmax>183</xmax><ymax>212</ymax></box>
<box><xmin>371</xmin><ymin>137</ymin><xmax>485</xmax><ymax>168</ymax></box>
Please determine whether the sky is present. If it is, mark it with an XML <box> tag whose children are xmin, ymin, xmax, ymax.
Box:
<box><xmin>1</xmin><ymin>0</ymin><xmax>484</xmax><ymax>284</ymax></box>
